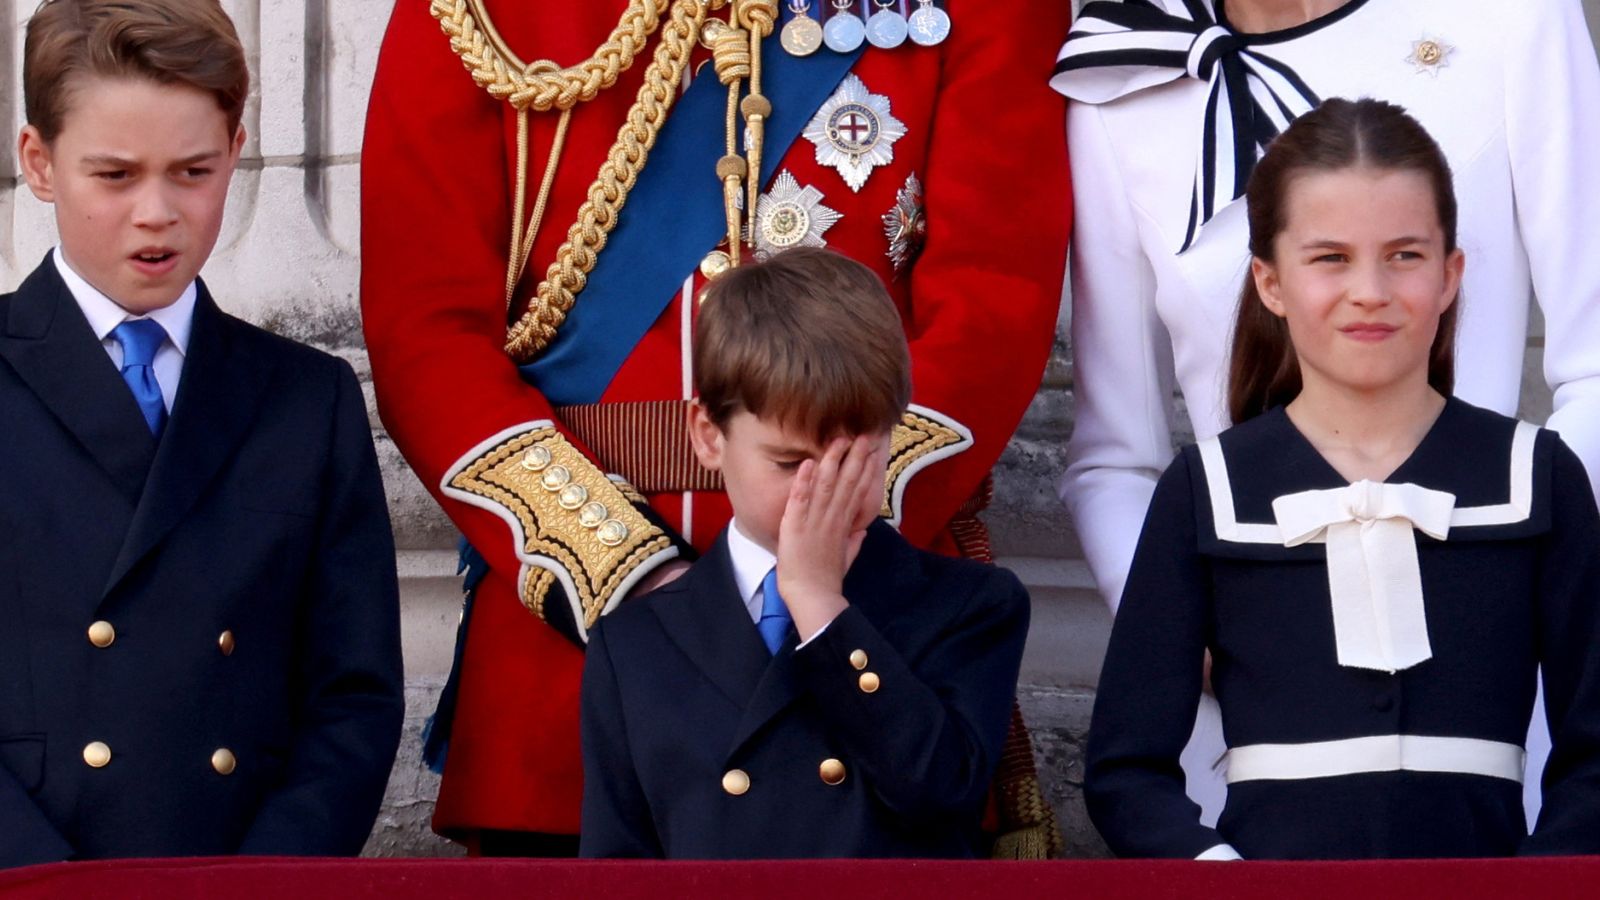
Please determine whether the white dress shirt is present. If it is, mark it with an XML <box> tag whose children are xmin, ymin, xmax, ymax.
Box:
<box><xmin>54</xmin><ymin>246</ymin><xmax>196</xmax><ymax>413</ymax></box>
<box><xmin>725</xmin><ymin>519</ymin><xmax>836</xmax><ymax>645</ymax></box>
<box><xmin>726</xmin><ymin>518</ymin><xmax>778</xmax><ymax>626</ymax></box>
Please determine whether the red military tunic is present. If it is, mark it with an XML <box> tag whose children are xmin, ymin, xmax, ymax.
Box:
<box><xmin>361</xmin><ymin>0</ymin><xmax>1070</xmax><ymax>837</ymax></box>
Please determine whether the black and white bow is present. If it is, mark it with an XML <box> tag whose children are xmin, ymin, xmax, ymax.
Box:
<box><xmin>1051</xmin><ymin>0</ymin><xmax>1341</xmax><ymax>252</ymax></box>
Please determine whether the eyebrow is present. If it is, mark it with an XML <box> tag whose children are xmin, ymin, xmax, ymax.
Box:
<box><xmin>80</xmin><ymin>150</ymin><xmax>224</xmax><ymax>168</ymax></box>
<box><xmin>758</xmin><ymin>442</ymin><xmax>812</xmax><ymax>457</ymax></box>
<box><xmin>1300</xmin><ymin>235</ymin><xmax>1430</xmax><ymax>250</ymax></box>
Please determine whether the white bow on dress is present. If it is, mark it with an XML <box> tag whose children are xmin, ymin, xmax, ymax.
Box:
<box><xmin>1272</xmin><ymin>480</ymin><xmax>1455</xmax><ymax>673</ymax></box>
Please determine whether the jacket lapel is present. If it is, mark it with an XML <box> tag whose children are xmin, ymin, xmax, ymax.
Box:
<box><xmin>0</xmin><ymin>257</ymin><xmax>156</xmax><ymax>503</ymax></box>
<box><xmin>723</xmin><ymin>638</ymin><xmax>803</xmax><ymax>761</ymax></box>
<box><xmin>723</xmin><ymin>522</ymin><xmax>918</xmax><ymax>761</ymax></box>
<box><xmin>655</xmin><ymin>535</ymin><xmax>773</xmax><ymax>711</ymax></box>
<box><xmin>104</xmin><ymin>284</ymin><xmax>273</xmax><ymax>596</ymax></box>
<box><xmin>656</xmin><ymin>523</ymin><xmax>923</xmax><ymax>762</ymax></box>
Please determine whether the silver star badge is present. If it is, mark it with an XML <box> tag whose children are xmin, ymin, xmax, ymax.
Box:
<box><xmin>752</xmin><ymin>170</ymin><xmax>842</xmax><ymax>260</ymax></box>
<box><xmin>803</xmin><ymin>74</ymin><xmax>907</xmax><ymax>193</ymax></box>
<box><xmin>882</xmin><ymin>172</ymin><xmax>926</xmax><ymax>277</ymax></box>
<box><xmin>1405</xmin><ymin>36</ymin><xmax>1453</xmax><ymax>76</ymax></box>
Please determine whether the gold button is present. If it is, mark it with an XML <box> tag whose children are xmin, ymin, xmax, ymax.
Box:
<box><xmin>87</xmin><ymin>620</ymin><xmax>116</xmax><ymax>648</ymax></box>
<box><xmin>596</xmin><ymin>519</ymin><xmax>630</xmax><ymax>547</ymax></box>
<box><xmin>1417</xmin><ymin>40</ymin><xmax>1441</xmax><ymax>64</ymax></box>
<box><xmin>83</xmin><ymin>741</ymin><xmax>111</xmax><ymax>768</ymax></box>
<box><xmin>218</xmin><ymin>630</ymin><xmax>236</xmax><ymax>656</ymax></box>
<box><xmin>700</xmin><ymin>250</ymin><xmax>733</xmax><ymax>281</ymax></box>
<box><xmin>211</xmin><ymin>748</ymin><xmax>237</xmax><ymax>775</ymax></box>
<box><xmin>540</xmin><ymin>465</ymin><xmax>572</xmax><ymax>491</ymax></box>
<box><xmin>558</xmin><ymin>484</ymin><xmax>589</xmax><ymax>510</ymax></box>
<box><xmin>699</xmin><ymin>18</ymin><xmax>730</xmax><ymax>50</ymax></box>
<box><xmin>520</xmin><ymin>445</ymin><xmax>552</xmax><ymax>471</ymax></box>
<box><xmin>578</xmin><ymin>501</ymin><xmax>610</xmax><ymax>529</ymax></box>
<box><xmin>858</xmin><ymin>671</ymin><xmax>881</xmax><ymax>693</ymax></box>
<box><xmin>848</xmin><ymin>649</ymin><xmax>868</xmax><ymax>670</ymax></box>
<box><xmin>721</xmin><ymin>768</ymin><xmax>750</xmax><ymax>796</ymax></box>
<box><xmin>819</xmin><ymin>758</ymin><xmax>846</xmax><ymax>786</ymax></box>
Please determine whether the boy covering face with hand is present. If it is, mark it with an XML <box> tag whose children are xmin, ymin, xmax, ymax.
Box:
<box><xmin>579</xmin><ymin>247</ymin><xmax>1029</xmax><ymax>858</ymax></box>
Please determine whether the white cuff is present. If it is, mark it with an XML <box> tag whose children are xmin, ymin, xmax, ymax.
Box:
<box><xmin>1195</xmin><ymin>843</ymin><xmax>1242</xmax><ymax>861</ymax></box>
<box><xmin>794</xmin><ymin>614</ymin><xmax>839</xmax><ymax>650</ymax></box>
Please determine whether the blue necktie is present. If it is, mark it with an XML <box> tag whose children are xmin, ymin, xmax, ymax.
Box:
<box><xmin>110</xmin><ymin>319</ymin><xmax>168</xmax><ymax>438</ymax></box>
<box><xmin>757</xmin><ymin>568</ymin><xmax>793</xmax><ymax>656</ymax></box>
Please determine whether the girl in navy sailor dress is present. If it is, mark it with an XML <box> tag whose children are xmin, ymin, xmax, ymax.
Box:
<box><xmin>1083</xmin><ymin>99</ymin><xmax>1600</xmax><ymax>860</ymax></box>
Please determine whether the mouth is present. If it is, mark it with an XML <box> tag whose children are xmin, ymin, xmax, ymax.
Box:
<box><xmin>129</xmin><ymin>249</ymin><xmax>180</xmax><ymax>276</ymax></box>
<box><xmin>1339</xmin><ymin>323</ymin><xmax>1399</xmax><ymax>342</ymax></box>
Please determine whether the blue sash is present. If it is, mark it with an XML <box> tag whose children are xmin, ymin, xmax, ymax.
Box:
<box><xmin>519</xmin><ymin>38</ymin><xmax>864</xmax><ymax>405</ymax></box>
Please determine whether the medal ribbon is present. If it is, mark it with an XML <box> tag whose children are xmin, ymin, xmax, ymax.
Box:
<box><xmin>1049</xmin><ymin>0</ymin><xmax>1367</xmax><ymax>252</ymax></box>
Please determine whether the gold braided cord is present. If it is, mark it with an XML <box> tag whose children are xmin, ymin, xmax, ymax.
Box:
<box><xmin>736</xmin><ymin>0</ymin><xmax>776</xmax><ymax>218</ymax></box>
<box><xmin>430</xmin><ymin>0</ymin><xmax>670</xmax><ymax>112</ymax></box>
<box><xmin>504</xmin><ymin>0</ymin><xmax>709</xmax><ymax>361</ymax></box>
<box><xmin>711</xmin><ymin>22</ymin><xmax>752</xmax><ymax>263</ymax></box>
<box><xmin>706</xmin><ymin>0</ymin><xmax>776</xmax><ymax>262</ymax></box>
<box><xmin>504</xmin><ymin>106</ymin><xmax>575</xmax><ymax>310</ymax></box>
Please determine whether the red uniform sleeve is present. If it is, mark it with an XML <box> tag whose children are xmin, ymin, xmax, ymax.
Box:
<box><xmin>895</xmin><ymin>0</ymin><xmax>1072</xmax><ymax>549</ymax></box>
<box><xmin>361</xmin><ymin>1</ymin><xmax>680</xmax><ymax>648</ymax></box>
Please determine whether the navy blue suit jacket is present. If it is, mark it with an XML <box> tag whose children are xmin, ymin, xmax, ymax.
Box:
<box><xmin>0</xmin><ymin>256</ymin><xmax>404</xmax><ymax>866</ymax></box>
<box><xmin>579</xmin><ymin>520</ymin><xmax>1029</xmax><ymax>858</ymax></box>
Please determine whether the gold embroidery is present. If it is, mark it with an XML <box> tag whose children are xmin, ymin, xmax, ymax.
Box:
<box><xmin>521</xmin><ymin>567</ymin><xmax>558</xmax><ymax>622</ymax></box>
<box><xmin>882</xmin><ymin>408</ymin><xmax>971</xmax><ymax>518</ymax></box>
<box><xmin>611</xmin><ymin>477</ymin><xmax>649</xmax><ymax>507</ymax></box>
<box><xmin>449</xmin><ymin>426</ymin><xmax>672</xmax><ymax>628</ymax></box>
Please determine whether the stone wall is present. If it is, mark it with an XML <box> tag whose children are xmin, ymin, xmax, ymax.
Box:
<box><xmin>3</xmin><ymin>0</ymin><xmax>1592</xmax><ymax>859</ymax></box>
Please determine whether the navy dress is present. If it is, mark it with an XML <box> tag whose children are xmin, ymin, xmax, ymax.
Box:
<box><xmin>1085</xmin><ymin>398</ymin><xmax>1600</xmax><ymax>859</ymax></box>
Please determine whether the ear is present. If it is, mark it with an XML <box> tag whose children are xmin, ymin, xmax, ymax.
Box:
<box><xmin>229</xmin><ymin>123</ymin><xmax>247</xmax><ymax>162</ymax></box>
<box><xmin>1252</xmin><ymin>257</ymin><xmax>1287</xmax><ymax>318</ymax></box>
<box><xmin>1441</xmin><ymin>247</ymin><xmax>1465</xmax><ymax>312</ymax></box>
<box><xmin>687</xmin><ymin>401</ymin><xmax>725</xmax><ymax>472</ymax></box>
<box><xmin>18</xmin><ymin>125</ymin><xmax>56</xmax><ymax>203</ymax></box>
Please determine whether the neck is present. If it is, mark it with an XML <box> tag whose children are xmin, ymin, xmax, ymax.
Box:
<box><xmin>1285</xmin><ymin>372</ymin><xmax>1445</xmax><ymax>481</ymax></box>
<box><xmin>1223</xmin><ymin>0</ymin><xmax>1350</xmax><ymax>33</ymax></box>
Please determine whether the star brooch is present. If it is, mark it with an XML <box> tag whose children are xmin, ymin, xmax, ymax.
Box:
<box><xmin>803</xmin><ymin>74</ymin><xmax>907</xmax><ymax>193</ymax></box>
<box><xmin>752</xmin><ymin>170</ymin><xmax>842</xmax><ymax>260</ymax></box>
<box><xmin>881</xmin><ymin>172</ymin><xmax>926</xmax><ymax>277</ymax></box>
<box><xmin>1406</xmin><ymin>35</ymin><xmax>1454</xmax><ymax>76</ymax></box>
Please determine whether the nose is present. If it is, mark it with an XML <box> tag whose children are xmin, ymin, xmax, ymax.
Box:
<box><xmin>1347</xmin><ymin>260</ymin><xmax>1392</xmax><ymax>308</ymax></box>
<box><xmin>130</xmin><ymin>181</ymin><xmax>180</xmax><ymax>230</ymax></box>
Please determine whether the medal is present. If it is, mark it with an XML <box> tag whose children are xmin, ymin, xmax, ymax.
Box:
<box><xmin>1405</xmin><ymin>35</ymin><xmax>1454</xmax><ymax>77</ymax></box>
<box><xmin>781</xmin><ymin>1</ymin><xmax>823</xmax><ymax>57</ymax></box>
<box><xmin>907</xmin><ymin>0</ymin><xmax>950</xmax><ymax>46</ymax></box>
<box><xmin>881</xmin><ymin>172</ymin><xmax>926</xmax><ymax>276</ymax></box>
<box><xmin>822</xmin><ymin>0</ymin><xmax>866</xmax><ymax>53</ymax></box>
<box><xmin>803</xmin><ymin>74</ymin><xmax>906</xmax><ymax>192</ymax></box>
<box><xmin>753</xmin><ymin>170</ymin><xmax>843</xmax><ymax>259</ymax></box>
<box><xmin>865</xmin><ymin>0</ymin><xmax>908</xmax><ymax>49</ymax></box>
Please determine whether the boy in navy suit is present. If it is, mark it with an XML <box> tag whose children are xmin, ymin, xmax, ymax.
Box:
<box><xmin>579</xmin><ymin>247</ymin><xmax>1030</xmax><ymax>858</ymax></box>
<box><xmin>0</xmin><ymin>0</ymin><xmax>402</xmax><ymax>866</ymax></box>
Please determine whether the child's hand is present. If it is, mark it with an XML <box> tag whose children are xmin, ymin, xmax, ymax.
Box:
<box><xmin>776</xmin><ymin>434</ymin><xmax>886</xmax><ymax>640</ymax></box>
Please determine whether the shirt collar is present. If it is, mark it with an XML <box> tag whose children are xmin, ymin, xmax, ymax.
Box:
<box><xmin>53</xmin><ymin>246</ymin><xmax>197</xmax><ymax>355</ymax></box>
<box><xmin>725</xmin><ymin>518</ymin><xmax>777</xmax><ymax>609</ymax></box>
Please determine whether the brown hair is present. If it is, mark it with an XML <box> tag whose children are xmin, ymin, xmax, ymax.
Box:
<box><xmin>24</xmin><ymin>0</ymin><xmax>249</xmax><ymax>143</ymax></box>
<box><xmin>1226</xmin><ymin>97</ymin><xmax>1459</xmax><ymax>425</ymax></box>
<box><xmin>694</xmin><ymin>247</ymin><xmax>911</xmax><ymax>442</ymax></box>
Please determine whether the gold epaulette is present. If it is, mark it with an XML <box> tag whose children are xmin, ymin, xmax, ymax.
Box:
<box><xmin>441</xmin><ymin>421</ymin><xmax>679</xmax><ymax>643</ymax></box>
<box><xmin>882</xmin><ymin>405</ymin><xmax>974</xmax><ymax>525</ymax></box>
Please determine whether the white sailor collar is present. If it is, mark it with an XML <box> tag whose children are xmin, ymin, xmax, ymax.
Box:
<box><xmin>1186</xmin><ymin>398</ymin><xmax>1552</xmax><ymax>563</ymax></box>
